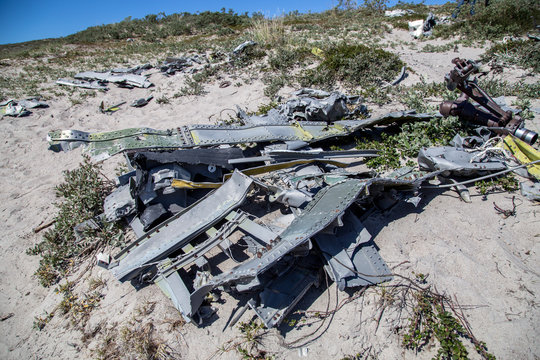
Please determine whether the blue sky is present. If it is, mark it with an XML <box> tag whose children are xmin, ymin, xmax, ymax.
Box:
<box><xmin>0</xmin><ymin>0</ymin><xmax>447</xmax><ymax>45</ymax></box>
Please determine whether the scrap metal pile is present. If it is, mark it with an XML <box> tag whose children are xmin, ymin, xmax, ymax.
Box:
<box><xmin>47</xmin><ymin>59</ymin><xmax>539</xmax><ymax>328</ymax></box>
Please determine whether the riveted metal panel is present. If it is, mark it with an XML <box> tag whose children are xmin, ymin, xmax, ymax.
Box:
<box><xmin>110</xmin><ymin>170</ymin><xmax>254</xmax><ymax>282</ymax></box>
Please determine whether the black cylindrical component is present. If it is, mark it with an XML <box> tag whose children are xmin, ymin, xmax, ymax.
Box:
<box><xmin>514</xmin><ymin>128</ymin><xmax>538</xmax><ymax>145</ymax></box>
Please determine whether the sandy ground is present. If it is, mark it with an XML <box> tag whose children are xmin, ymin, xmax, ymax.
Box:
<box><xmin>0</xmin><ymin>29</ymin><xmax>539</xmax><ymax>359</ymax></box>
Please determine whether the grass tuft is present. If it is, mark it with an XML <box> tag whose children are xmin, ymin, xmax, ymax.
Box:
<box><xmin>249</xmin><ymin>17</ymin><xmax>288</xmax><ymax>47</ymax></box>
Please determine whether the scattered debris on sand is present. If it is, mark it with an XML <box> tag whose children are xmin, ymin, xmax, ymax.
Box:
<box><xmin>44</xmin><ymin>59</ymin><xmax>539</xmax><ymax>331</ymax></box>
<box><xmin>0</xmin><ymin>97</ymin><xmax>48</xmax><ymax>117</ymax></box>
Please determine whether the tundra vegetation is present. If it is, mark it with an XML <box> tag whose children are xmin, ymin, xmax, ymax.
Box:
<box><xmin>4</xmin><ymin>0</ymin><xmax>537</xmax><ymax>358</ymax></box>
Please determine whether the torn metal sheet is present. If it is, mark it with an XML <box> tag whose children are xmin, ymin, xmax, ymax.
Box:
<box><xmin>237</xmin><ymin>90</ymin><xmax>367</xmax><ymax>126</ymax></box>
<box><xmin>56</xmin><ymin>78</ymin><xmax>109</xmax><ymax>90</ymax></box>
<box><xmin>48</xmin><ymin>111</ymin><xmax>439</xmax><ymax>161</ymax></box>
<box><xmin>248</xmin><ymin>265</ymin><xmax>318</xmax><ymax>328</ymax></box>
<box><xmin>111</xmin><ymin>63</ymin><xmax>152</xmax><ymax>75</ymax></box>
<box><xmin>314</xmin><ymin>211</ymin><xmax>392</xmax><ymax>290</ymax></box>
<box><xmin>110</xmin><ymin>170</ymin><xmax>253</xmax><ymax>282</ymax></box>
<box><xmin>385</xmin><ymin>9</ymin><xmax>414</xmax><ymax>17</ymax></box>
<box><xmin>232</xmin><ymin>40</ymin><xmax>257</xmax><ymax>55</ymax></box>
<box><xmin>140</xmin><ymin>203</ymin><xmax>168</xmax><ymax>231</ymax></box>
<box><xmin>268</xmin><ymin>187</ymin><xmax>313</xmax><ymax>208</ymax></box>
<box><xmin>155</xmin><ymin>268</ymin><xmax>198</xmax><ymax>322</ymax></box>
<box><xmin>520</xmin><ymin>182</ymin><xmax>540</xmax><ymax>201</ymax></box>
<box><xmin>283</xmin><ymin>92</ymin><xmax>351</xmax><ymax>122</ymax></box>
<box><xmin>292</xmin><ymin>88</ymin><xmax>331</xmax><ymax>98</ymax></box>
<box><xmin>190</xmin><ymin>178</ymin><xmax>369</xmax><ymax>299</ymax></box>
<box><xmin>418</xmin><ymin>146</ymin><xmax>507</xmax><ymax>176</ymax></box>
<box><xmin>0</xmin><ymin>97</ymin><xmax>47</xmax><ymax>117</ymax></box>
<box><xmin>0</xmin><ymin>101</ymin><xmax>31</xmax><ymax>117</ymax></box>
<box><xmin>160</xmin><ymin>55</ymin><xmax>206</xmax><ymax>75</ymax></box>
<box><xmin>103</xmin><ymin>184</ymin><xmax>136</xmax><ymax>222</ymax></box>
<box><xmin>74</xmin><ymin>71</ymin><xmax>152</xmax><ymax>88</ymax></box>
<box><xmin>409</xmin><ymin>12</ymin><xmax>436</xmax><ymax>38</ymax></box>
<box><xmin>17</xmin><ymin>97</ymin><xmax>48</xmax><ymax>109</ymax></box>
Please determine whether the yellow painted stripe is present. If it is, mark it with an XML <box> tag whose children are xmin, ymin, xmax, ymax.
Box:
<box><xmin>503</xmin><ymin>135</ymin><xmax>540</xmax><ymax>180</ymax></box>
<box><xmin>171</xmin><ymin>179</ymin><xmax>222</xmax><ymax>189</ymax></box>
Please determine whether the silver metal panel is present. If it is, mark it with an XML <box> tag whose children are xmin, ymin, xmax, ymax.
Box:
<box><xmin>197</xmin><ymin>178</ymin><xmax>368</xmax><ymax>289</ymax></box>
<box><xmin>315</xmin><ymin>211</ymin><xmax>391</xmax><ymax>290</ymax></box>
<box><xmin>56</xmin><ymin>78</ymin><xmax>108</xmax><ymax>90</ymax></box>
<box><xmin>249</xmin><ymin>266</ymin><xmax>317</xmax><ymax>328</ymax></box>
<box><xmin>110</xmin><ymin>171</ymin><xmax>253</xmax><ymax>282</ymax></box>
<box><xmin>190</xmin><ymin>124</ymin><xmax>307</xmax><ymax>145</ymax></box>
<box><xmin>157</xmin><ymin>210</ymin><xmax>248</xmax><ymax>278</ymax></box>
<box><xmin>75</xmin><ymin>71</ymin><xmax>152</xmax><ymax>88</ymax></box>
<box><xmin>155</xmin><ymin>271</ymin><xmax>196</xmax><ymax>322</ymax></box>
<box><xmin>103</xmin><ymin>184</ymin><xmax>136</xmax><ymax>222</ymax></box>
<box><xmin>346</xmin><ymin>243</ymin><xmax>392</xmax><ymax>288</ymax></box>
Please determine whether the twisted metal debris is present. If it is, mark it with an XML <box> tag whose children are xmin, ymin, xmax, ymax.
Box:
<box><xmin>46</xmin><ymin>61</ymin><xmax>539</xmax><ymax>328</ymax></box>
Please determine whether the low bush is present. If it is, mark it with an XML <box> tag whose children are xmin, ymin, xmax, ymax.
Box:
<box><xmin>300</xmin><ymin>43</ymin><xmax>404</xmax><ymax>89</ymax></box>
<box><xmin>481</xmin><ymin>39</ymin><xmax>540</xmax><ymax>73</ymax></box>
<box><xmin>435</xmin><ymin>0</ymin><xmax>539</xmax><ymax>40</ymax></box>
<box><xmin>28</xmin><ymin>156</ymin><xmax>120</xmax><ymax>286</ymax></box>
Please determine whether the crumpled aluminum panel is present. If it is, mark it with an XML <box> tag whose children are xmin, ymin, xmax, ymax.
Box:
<box><xmin>418</xmin><ymin>146</ymin><xmax>507</xmax><ymax>176</ymax></box>
<box><xmin>191</xmin><ymin>178</ymin><xmax>368</xmax><ymax>297</ymax></box>
<box><xmin>248</xmin><ymin>266</ymin><xmax>318</xmax><ymax>328</ymax></box>
<box><xmin>154</xmin><ymin>270</ymin><xmax>195</xmax><ymax>321</ymax></box>
<box><xmin>315</xmin><ymin>211</ymin><xmax>392</xmax><ymax>290</ymax></box>
<box><xmin>110</xmin><ymin>170</ymin><xmax>253</xmax><ymax>282</ymax></box>
<box><xmin>103</xmin><ymin>184</ymin><xmax>136</xmax><ymax>222</ymax></box>
<box><xmin>47</xmin><ymin>111</ymin><xmax>440</xmax><ymax>160</ymax></box>
<box><xmin>75</xmin><ymin>71</ymin><xmax>152</xmax><ymax>88</ymax></box>
<box><xmin>56</xmin><ymin>78</ymin><xmax>108</xmax><ymax>90</ymax></box>
<box><xmin>190</xmin><ymin>124</ymin><xmax>312</xmax><ymax>145</ymax></box>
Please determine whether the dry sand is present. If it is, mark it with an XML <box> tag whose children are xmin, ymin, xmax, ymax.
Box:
<box><xmin>0</xmin><ymin>30</ymin><xmax>539</xmax><ymax>359</ymax></box>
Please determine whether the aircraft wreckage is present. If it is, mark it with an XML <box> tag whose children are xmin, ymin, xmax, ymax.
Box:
<box><xmin>47</xmin><ymin>58</ymin><xmax>539</xmax><ymax>327</ymax></box>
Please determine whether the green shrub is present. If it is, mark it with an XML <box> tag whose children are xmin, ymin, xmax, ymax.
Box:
<box><xmin>300</xmin><ymin>43</ymin><xmax>404</xmax><ymax>89</ymax></box>
<box><xmin>28</xmin><ymin>156</ymin><xmax>119</xmax><ymax>286</ymax></box>
<box><xmin>268</xmin><ymin>47</ymin><xmax>313</xmax><ymax>71</ymax></box>
<box><xmin>478</xmin><ymin>79</ymin><xmax>540</xmax><ymax>98</ymax></box>
<box><xmin>481</xmin><ymin>39</ymin><xmax>540</xmax><ymax>73</ymax></box>
<box><xmin>435</xmin><ymin>0</ymin><xmax>539</xmax><ymax>40</ymax></box>
<box><xmin>65</xmin><ymin>10</ymin><xmax>251</xmax><ymax>43</ymax></box>
<box><xmin>356</xmin><ymin>116</ymin><xmax>467</xmax><ymax>170</ymax></box>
